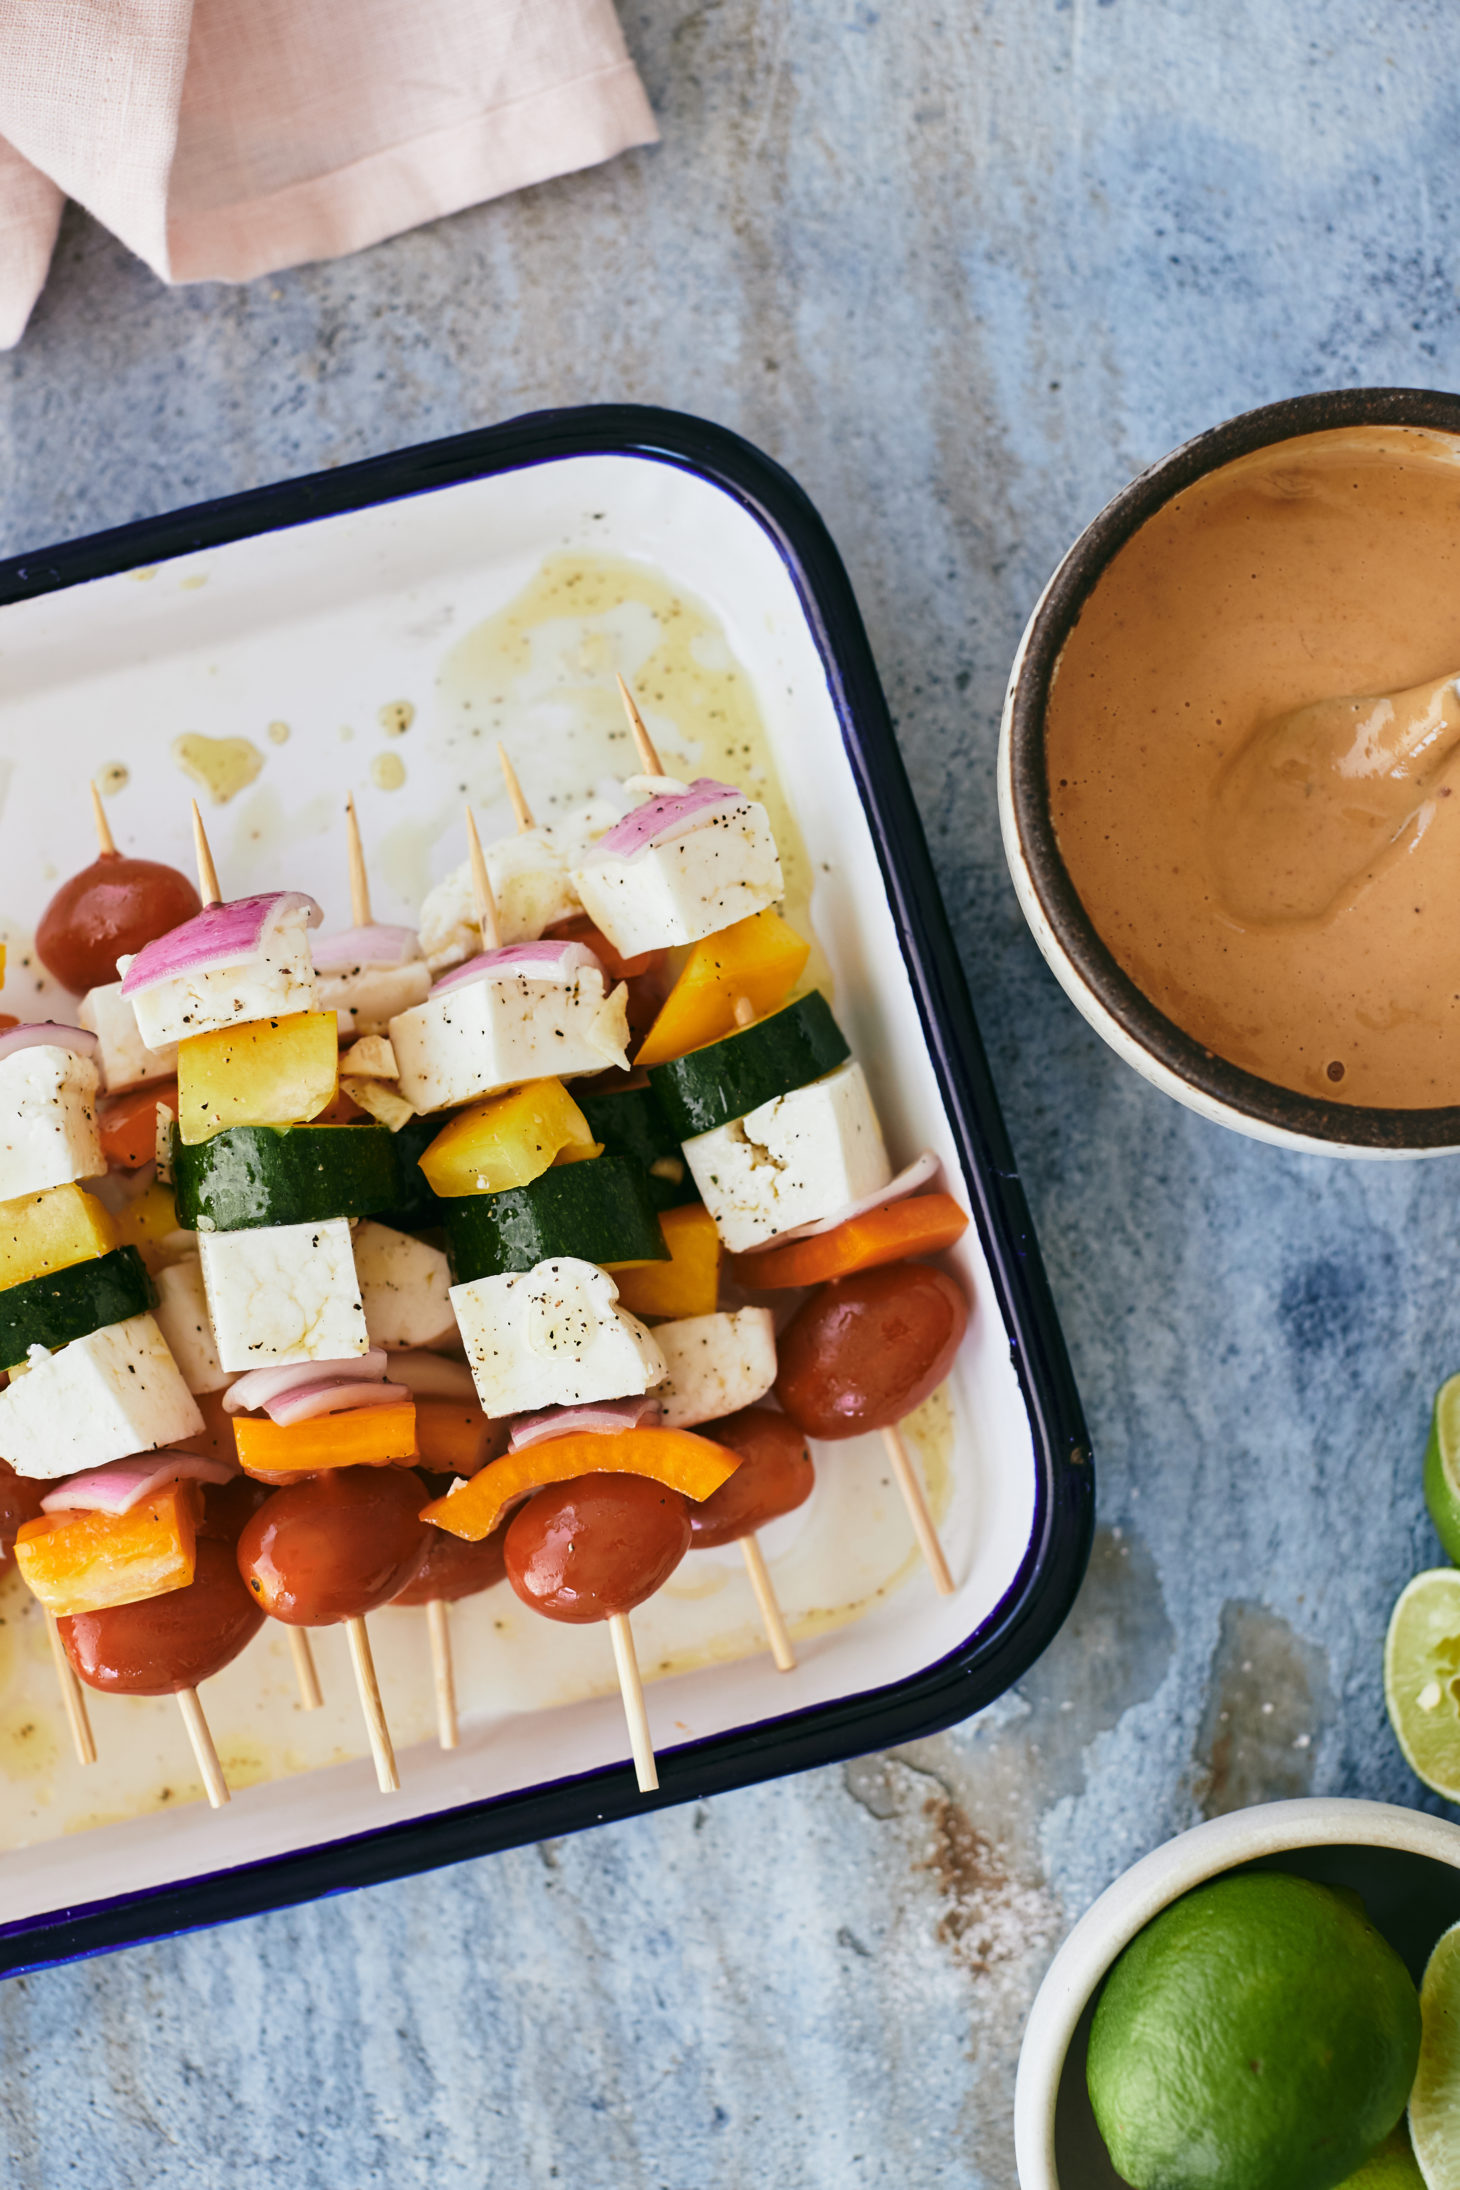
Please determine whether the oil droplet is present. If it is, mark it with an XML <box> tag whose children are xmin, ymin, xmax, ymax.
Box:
<box><xmin>171</xmin><ymin>733</ymin><xmax>265</xmax><ymax>806</ymax></box>
<box><xmin>130</xmin><ymin>567</ymin><xmax>157</xmax><ymax>583</ymax></box>
<box><xmin>97</xmin><ymin>762</ymin><xmax>130</xmax><ymax>796</ymax></box>
<box><xmin>370</xmin><ymin>752</ymin><xmax>407</xmax><ymax>792</ymax></box>
<box><xmin>267</xmin><ymin>720</ymin><xmax>291</xmax><ymax>745</ymax></box>
<box><xmin>378</xmin><ymin>699</ymin><xmax>415</xmax><ymax>737</ymax></box>
<box><xmin>179</xmin><ymin>572</ymin><xmax>208</xmax><ymax>591</ymax></box>
<box><xmin>339</xmin><ymin>725</ymin><xmax>355</xmax><ymax>743</ymax></box>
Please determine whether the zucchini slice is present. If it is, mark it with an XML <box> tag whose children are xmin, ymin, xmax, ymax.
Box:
<box><xmin>444</xmin><ymin>1154</ymin><xmax>670</xmax><ymax>1283</ymax></box>
<box><xmin>647</xmin><ymin>992</ymin><xmax>850</xmax><ymax>1140</ymax></box>
<box><xmin>0</xmin><ymin>1245</ymin><xmax>154</xmax><ymax>1367</ymax></box>
<box><xmin>172</xmin><ymin>1122</ymin><xmax>401</xmax><ymax>1233</ymax></box>
<box><xmin>374</xmin><ymin>1113</ymin><xmax>448</xmax><ymax>1234</ymax></box>
<box><xmin>576</xmin><ymin>1085</ymin><xmax>700</xmax><ymax>1211</ymax></box>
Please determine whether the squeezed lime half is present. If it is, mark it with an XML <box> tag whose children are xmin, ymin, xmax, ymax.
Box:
<box><xmin>1411</xmin><ymin>1920</ymin><xmax>1460</xmax><ymax>2189</ymax></box>
<box><xmin>1385</xmin><ymin>1571</ymin><xmax>1460</xmax><ymax>1801</ymax></box>
<box><xmin>1424</xmin><ymin>1376</ymin><xmax>1460</xmax><ymax>1563</ymax></box>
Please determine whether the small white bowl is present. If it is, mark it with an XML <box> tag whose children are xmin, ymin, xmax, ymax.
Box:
<box><xmin>1014</xmin><ymin>1797</ymin><xmax>1460</xmax><ymax>2189</ymax></box>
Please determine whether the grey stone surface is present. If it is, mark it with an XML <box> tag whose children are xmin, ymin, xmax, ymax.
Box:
<box><xmin>0</xmin><ymin>2</ymin><xmax>1456</xmax><ymax>2181</ymax></box>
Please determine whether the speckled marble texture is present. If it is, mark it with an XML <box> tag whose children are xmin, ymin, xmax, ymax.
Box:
<box><xmin>0</xmin><ymin>3</ymin><xmax>1456</xmax><ymax>2183</ymax></box>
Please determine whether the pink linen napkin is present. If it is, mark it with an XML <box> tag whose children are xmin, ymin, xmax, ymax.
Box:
<box><xmin>0</xmin><ymin>0</ymin><xmax>657</xmax><ymax>346</ymax></box>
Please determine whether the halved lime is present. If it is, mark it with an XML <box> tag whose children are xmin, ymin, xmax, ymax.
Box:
<box><xmin>1336</xmin><ymin>2124</ymin><xmax>1425</xmax><ymax>2184</ymax></box>
<box><xmin>1409</xmin><ymin>1919</ymin><xmax>1460</xmax><ymax>2188</ymax></box>
<box><xmin>1424</xmin><ymin>1376</ymin><xmax>1460</xmax><ymax>1563</ymax></box>
<box><xmin>1385</xmin><ymin>1572</ymin><xmax>1460</xmax><ymax>1800</ymax></box>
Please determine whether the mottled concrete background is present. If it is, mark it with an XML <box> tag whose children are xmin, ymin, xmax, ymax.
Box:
<box><xmin>0</xmin><ymin>3</ymin><xmax>1456</xmax><ymax>2183</ymax></box>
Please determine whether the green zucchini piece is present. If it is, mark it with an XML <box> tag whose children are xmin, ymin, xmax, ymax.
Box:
<box><xmin>646</xmin><ymin>992</ymin><xmax>850</xmax><ymax>1140</ymax></box>
<box><xmin>576</xmin><ymin>1086</ymin><xmax>699</xmax><ymax>1211</ymax></box>
<box><xmin>173</xmin><ymin>1123</ymin><xmax>400</xmax><ymax>1233</ymax></box>
<box><xmin>445</xmin><ymin>1154</ymin><xmax>669</xmax><ymax>1282</ymax></box>
<box><xmin>0</xmin><ymin>1245</ymin><xmax>154</xmax><ymax>1366</ymax></box>
<box><xmin>375</xmin><ymin>1113</ymin><xmax>448</xmax><ymax>1234</ymax></box>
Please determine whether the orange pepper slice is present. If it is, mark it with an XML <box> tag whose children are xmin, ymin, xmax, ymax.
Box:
<box><xmin>612</xmin><ymin>1203</ymin><xmax>721</xmax><ymax>1320</ymax></box>
<box><xmin>98</xmin><ymin>1081</ymin><xmax>179</xmax><ymax>1172</ymax></box>
<box><xmin>233</xmin><ymin>1399</ymin><xmax>418</xmax><ymax>1479</ymax></box>
<box><xmin>732</xmin><ymin>1192</ymin><xmax>970</xmax><ymax>1292</ymax></box>
<box><xmin>413</xmin><ymin>1394</ymin><xmax>503</xmax><ymax>1478</ymax></box>
<box><xmin>15</xmin><ymin>1482</ymin><xmax>199</xmax><ymax>1616</ymax></box>
<box><xmin>422</xmin><ymin>1425</ymin><xmax>742</xmax><ymax>1542</ymax></box>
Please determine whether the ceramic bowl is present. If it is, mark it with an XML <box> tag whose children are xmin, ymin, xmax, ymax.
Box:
<box><xmin>998</xmin><ymin>385</ymin><xmax>1460</xmax><ymax>1157</ymax></box>
<box><xmin>1013</xmin><ymin>1796</ymin><xmax>1460</xmax><ymax>2188</ymax></box>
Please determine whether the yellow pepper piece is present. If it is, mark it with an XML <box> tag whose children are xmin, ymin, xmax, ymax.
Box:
<box><xmin>110</xmin><ymin>1177</ymin><xmax>183</xmax><ymax>1269</ymax></box>
<box><xmin>612</xmin><ymin>1204</ymin><xmax>722</xmax><ymax>1319</ymax></box>
<box><xmin>422</xmin><ymin>1425</ymin><xmax>741</xmax><ymax>1542</ymax></box>
<box><xmin>635</xmin><ymin>909</ymin><xmax>811</xmax><ymax>1068</ymax></box>
<box><xmin>420</xmin><ymin>1078</ymin><xmax>597</xmax><ymax>1197</ymax></box>
<box><xmin>15</xmin><ymin>1483</ymin><xmax>199</xmax><ymax>1616</ymax></box>
<box><xmin>177</xmin><ymin>1010</ymin><xmax>339</xmax><ymax>1146</ymax></box>
<box><xmin>0</xmin><ymin>1183</ymin><xmax>117</xmax><ymax>1289</ymax></box>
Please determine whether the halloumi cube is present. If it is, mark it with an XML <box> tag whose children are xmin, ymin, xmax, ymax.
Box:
<box><xmin>653</xmin><ymin>1308</ymin><xmax>778</xmax><ymax>1429</ymax></box>
<box><xmin>683</xmin><ymin>1060</ymin><xmax>892</xmax><ymax>1252</ymax></box>
<box><xmin>0</xmin><ymin>1311</ymin><xmax>204</xmax><ymax>1478</ymax></box>
<box><xmin>450</xmin><ymin>1256</ymin><xmax>665</xmax><ymax>1418</ymax></box>
<box><xmin>572</xmin><ymin>796</ymin><xmax>783</xmax><ymax>959</ymax></box>
<box><xmin>418</xmin><ymin>827</ymin><xmax>583</xmax><ymax>969</ymax></box>
<box><xmin>317</xmin><ymin>959</ymin><xmax>431</xmax><ymax>1039</ymax></box>
<box><xmin>197</xmin><ymin>1216</ymin><xmax>367</xmax><ymax>1371</ymax></box>
<box><xmin>121</xmin><ymin>900</ymin><xmax>320</xmax><ymax>1048</ymax></box>
<box><xmin>389</xmin><ymin>970</ymin><xmax>629</xmax><ymax>1114</ymax></box>
<box><xmin>0</xmin><ymin>1045</ymin><xmax>104</xmax><ymax>1201</ymax></box>
<box><xmin>151</xmin><ymin>1254</ymin><xmax>231</xmax><ymax>1393</ymax></box>
<box><xmin>78</xmin><ymin>982</ymin><xmax>179</xmax><ymax>1093</ymax></box>
<box><xmin>353</xmin><ymin>1220</ymin><xmax>456</xmax><ymax>1350</ymax></box>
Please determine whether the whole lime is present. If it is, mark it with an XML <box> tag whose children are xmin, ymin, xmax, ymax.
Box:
<box><xmin>1086</xmin><ymin>1871</ymin><xmax>1421</xmax><ymax>2190</ymax></box>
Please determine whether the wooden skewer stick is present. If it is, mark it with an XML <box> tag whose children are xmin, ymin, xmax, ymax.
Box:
<box><xmin>497</xmin><ymin>743</ymin><xmax>534</xmax><ymax>834</ymax></box>
<box><xmin>738</xmin><ymin>1536</ymin><xmax>796</xmax><ymax>1673</ymax></box>
<box><xmin>90</xmin><ymin>779</ymin><xmax>118</xmax><ymax>858</ymax></box>
<box><xmin>176</xmin><ymin>1687</ymin><xmax>230</xmax><ymax>1808</ymax></box>
<box><xmin>192</xmin><ymin>801</ymin><xmax>221</xmax><ymax>907</ymax></box>
<box><xmin>464</xmin><ymin>805</ymin><xmax>503</xmax><ymax>951</ymax></box>
<box><xmin>882</xmin><ymin>1423</ymin><xmax>955</xmax><ymax>1595</ymax></box>
<box><xmin>426</xmin><ymin>1599</ymin><xmax>458</xmax><ymax>1751</ymax></box>
<box><xmin>288</xmin><ymin>1628</ymin><xmax>324</xmax><ymax>1712</ymax></box>
<box><xmin>345</xmin><ymin>1616</ymin><xmax>399</xmax><ymax>1792</ymax></box>
<box><xmin>616</xmin><ymin>674</ymin><xmax>663</xmax><ymax>777</ymax></box>
<box><xmin>345</xmin><ymin>793</ymin><xmax>373</xmax><ymax>926</ymax></box>
<box><xmin>46</xmin><ymin>1612</ymin><xmax>97</xmax><ymax>1765</ymax></box>
<box><xmin>608</xmin><ymin>1612</ymin><xmax>657</xmax><ymax>1793</ymax></box>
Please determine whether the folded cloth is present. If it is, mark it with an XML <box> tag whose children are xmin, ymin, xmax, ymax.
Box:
<box><xmin>0</xmin><ymin>0</ymin><xmax>657</xmax><ymax>346</ymax></box>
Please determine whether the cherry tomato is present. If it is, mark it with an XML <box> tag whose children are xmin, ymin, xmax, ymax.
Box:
<box><xmin>688</xmin><ymin>1408</ymin><xmax>814</xmax><ymax>1549</ymax></box>
<box><xmin>393</xmin><ymin>1521</ymin><xmax>508</xmax><ymax>1605</ymax></box>
<box><xmin>59</xmin><ymin>1538</ymin><xmax>265</xmax><ymax>1695</ymax></box>
<box><xmin>775</xmin><ymin>1261</ymin><xmax>969</xmax><ymax>1439</ymax></box>
<box><xmin>97</xmin><ymin>1080</ymin><xmax>178</xmax><ymax>1171</ymax></box>
<box><xmin>198</xmin><ymin>1475</ymin><xmax>272</xmax><ymax>1545</ymax></box>
<box><xmin>504</xmin><ymin>1473</ymin><xmax>690</xmax><ymax>1624</ymax></box>
<box><xmin>236</xmin><ymin>1467</ymin><xmax>430</xmax><ymax>1625</ymax></box>
<box><xmin>0</xmin><ymin>1462</ymin><xmax>46</xmax><ymax>1577</ymax></box>
<box><xmin>35</xmin><ymin>852</ymin><xmax>201</xmax><ymax>995</ymax></box>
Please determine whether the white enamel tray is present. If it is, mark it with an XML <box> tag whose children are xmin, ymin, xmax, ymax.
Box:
<box><xmin>0</xmin><ymin>408</ymin><xmax>1089</xmax><ymax>1970</ymax></box>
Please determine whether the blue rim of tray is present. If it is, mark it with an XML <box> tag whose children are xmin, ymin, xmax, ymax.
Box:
<box><xmin>0</xmin><ymin>404</ymin><xmax>1093</xmax><ymax>1976</ymax></box>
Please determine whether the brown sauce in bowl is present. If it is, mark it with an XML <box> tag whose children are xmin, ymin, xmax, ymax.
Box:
<box><xmin>1047</xmin><ymin>426</ymin><xmax>1460</xmax><ymax>1107</ymax></box>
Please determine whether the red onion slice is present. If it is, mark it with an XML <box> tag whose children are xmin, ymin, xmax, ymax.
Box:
<box><xmin>265</xmin><ymin>1378</ymin><xmax>410</xmax><ymax>1427</ymax></box>
<box><xmin>742</xmin><ymin>1152</ymin><xmax>944</xmax><ymax>1250</ymax></box>
<box><xmin>312</xmin><ymin>924</ymin><xmax>421</xmax><ymax>973</ymax></box>
<box><xmin>224</xmin><ymin>1348</ymin><xmax>389</xmax><ymax>1415</ymax></box>
<box><xmin>0</xmin><ymin>1023</ymin><xmax>99</xmax><ymax>1064</ymax></box>
<box><xmin>385</xmin><ymin>1352</ymin><xmax>477</xmax><ymax>1399</ymax></box>
<box><xmin>508</xmin><ymin>1395</ymin><xmax>663</xmax><ymax>1453</ymax></box>
<box><xmin>591</xmin><ymin>779</ymin><xmax>745</xmax><ymax>861</ymax></box>
<box><xmin>120</xmin><ymin>891</ymin><xmax>323</xmax><ymax>997</ymax></box>
<box><xmin>430</xmin><ymin>939</ymin><xmax>604</xmax><ymax>998</ymax></box>
<box><xmin>41</xmin><ymin>1451</ymin><xmax>236</xmax><ymax>1515</ymax></box>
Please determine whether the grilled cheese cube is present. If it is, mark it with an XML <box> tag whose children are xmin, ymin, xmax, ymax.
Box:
<box><xmin>0</xmin><ymin>1311</ymin><xmax>204</xmax><ymax>1478</ymax></box>
<box><xmin>151</xmin><ymin>1254</ymin><xmax>231</xmax><ymax>1393</ymax></box>
<box><xmin>317</xmin><ymin>959</ymin><xmax>432</xmax><ymax>1039</ymax></box>
<box><xmin>572</xmin><ymin>797</ymin><xmax>783</xmax><ymax>959</ymax></box>
<box><xmin>682</xmin><ymin>1060</ymin><xmax>892</xmax><ymax>1253</ymax></box>
<box><xmin>653</xmin><ymin>1308</ymin><xmax>778</xmax><ymax>1429</ymax></box>
<box><xmin>78</xmin><ymin>982</ymin><xmax>179</xmax><ymax>1093</ymax></box>
<box><xmin>197</xmin><ymin>1216</ymin><xmax>367</xmax><ymax>1371</ymax></box>
<box><xmin>388</xmin><ymin>970</ymin><xmax>630</xmax><ymax>1114</ymax></box>
<box><xmin>450</xmin><ymin>1256</ymin><xmax>665</xmax><ymax>1418</ymax></box>
<box><xmin>418</xmin><ymin>828</ymin><xmax>582</xmax><ymax>969</ymax></box>
<box><xmin>353</xmin><ymin>1220</ymin><xmax>456</xmax><ymax>1350</ymax></box>
<box><xmin>121</xmin><ymin>901</ymin><xmax>320</xmax><ymax>1047</ymax></box>
<box><xmin>0</xmin><ymin>1045</ymin><xmax>104</xmax><ymax>1201</ymax></box>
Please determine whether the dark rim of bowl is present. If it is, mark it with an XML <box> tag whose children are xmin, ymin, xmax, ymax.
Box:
<box><xmin>1008</xmin><ymin>384</ymin><xmax>1460</xmax><ymax>1151</ymax></box>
